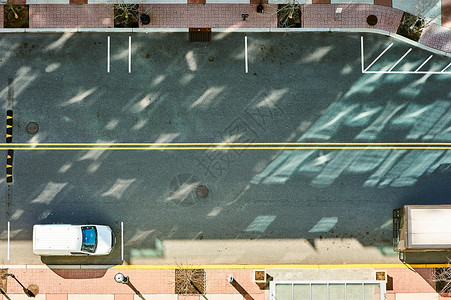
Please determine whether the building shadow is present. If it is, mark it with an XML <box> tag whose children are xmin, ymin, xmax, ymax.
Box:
<box><xmin>412</xmin><ymin>266</ymin><xmax>437</xmax><ymax>292</ymax></box>
<box><xmin>400</xmin><ymin>251</ymin><xmax>451</xmax><ymax>264</ymax></box>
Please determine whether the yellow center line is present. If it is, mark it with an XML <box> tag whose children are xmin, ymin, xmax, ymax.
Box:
<box><xmin>1</xmin><ymin>146</ymin><xmax>451</xmax><ymax>150</ymax></box>
<box><xmin>1</xmin><ymin>147</ymin><xmax>451</xmax><ymax>150</ymax></box>
<box><xmin>1</xmin><ymin>142</ymin><xmax>450</xmax><ymax>150</ymax></box>
<box><xmin>2</xmin><ymin>142</ymin><xmax>451</xmax><ymax>146</ymax></box>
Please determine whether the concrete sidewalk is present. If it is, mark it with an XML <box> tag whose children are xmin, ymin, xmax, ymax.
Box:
<box><xmin>1</xmin><ymin>264</ymin><xmax>450</xmax><ymax>299</ymax></box>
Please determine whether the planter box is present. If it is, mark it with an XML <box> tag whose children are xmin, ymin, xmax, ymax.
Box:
<box><xmin>375</xmin><ymin>270</ymin><xmax>387</xmax><ymax>282</ymax></box>
<box><xmin>254</xmin><ymin>270</ymin><xmax>267</xmax><ymax>288</ymax></box>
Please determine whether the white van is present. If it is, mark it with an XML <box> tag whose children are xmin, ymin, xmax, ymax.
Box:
<box><xmin>393</xmin><ymin>205</ymin><xmax>451</xmax><ymax>252</ymax></box>
<box><xmin>33</xmin><ymin>224</ymin><xmax>115</xmax><ymax>256</ymax></box>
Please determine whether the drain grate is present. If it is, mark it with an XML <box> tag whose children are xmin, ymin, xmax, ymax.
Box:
<box><xmin>189</xmin><ymin>28</ymin><xmax>211</xmax><ymax>42</ymax></box>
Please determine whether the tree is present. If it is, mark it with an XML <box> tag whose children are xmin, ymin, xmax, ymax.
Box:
<box><xmin>174</xmin><ymin>265</ymin><xmax>206</xmax><ymax>298</ymax></box>
<box><xmin>397</xmin><ymin>0</ymin><xmax>446</xmax><ymax>41</ymax></box>
<box><xmin>277</xmin><ymin>0</ymin><xmax>302</xmax><ymax>28</ymax></box>
<box><xmin>3</xmin><ymin>0</ymin><xmax>18</xmax><ymax>19</ymax></box>
<box><xmin>113</xmin><ymin>3</ymin><xmax>152</xmax><ymax>28</ymax></box>
<box><xmin>1</xmin><ymin>0</ymin><xmax>29</xmax><ymax>28</ymax></box>
<box><xmin>114</xmin><ymin>4</ymin><xmax>139</xmax><ymax>28</ymax></box>
<box><xmin>433</xmin><ymin>259</ymin><xmax>451</xmax><ymax>294</ymax></box>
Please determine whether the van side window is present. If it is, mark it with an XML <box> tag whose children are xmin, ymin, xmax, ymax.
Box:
<box><xmin>81</xmin><ymin>226</ymin><xmax>97</xmax><ymax>253</ymax></box>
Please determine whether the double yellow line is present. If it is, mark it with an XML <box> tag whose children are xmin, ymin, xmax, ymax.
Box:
<box><xmin>1</xmin><ymin>142</ymin><xmax>451</xmax><ymax>150</ymax></box>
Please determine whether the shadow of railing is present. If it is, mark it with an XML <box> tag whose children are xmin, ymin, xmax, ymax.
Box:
<box><xmin>230</xmin><ymin>278</ymin><xmax>254</xmax><ymax>300</ymax></box>
<box><xmin>126</xmin><ymin>281</ymin><xmax>146</xmax><ymax>300</ymax></box>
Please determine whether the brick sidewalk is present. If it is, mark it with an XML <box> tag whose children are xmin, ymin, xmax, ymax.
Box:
<box><xmin>29</xmin><ymin>4</ymin><xmax>113</xmax><ymax>28</ymax></box>
<box><xmin>302</xmin><ymin>4</ymin><xmax>403</xmax><ymax>32</ymax></box>
<box><xmin>1</xmin><ymin>266</ymin><xmax>450</xmax><ymax>299</ymax></box>
<box><xmin>139</xmin><ymin>4</ymin><xmax>277</xmax><ymax>28</ymax></box>
<box><xmin>0</xmin><ymin>3</ymin><xmax>449</xmax><ymax>54</ymax></box>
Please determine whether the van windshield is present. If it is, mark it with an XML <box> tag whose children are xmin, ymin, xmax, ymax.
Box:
<box><xmin>81</xmin><ymin>226</ymin><xmax>97</xmax><ymax>253</ymax></box>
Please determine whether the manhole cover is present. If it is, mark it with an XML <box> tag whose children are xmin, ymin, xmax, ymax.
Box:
<box><xmin>196</xmin><ymin>185</ymin><xmax>209</xmax><ymax>198</ymax></box>
<box><xmin>367</xmin><ymin>15</ymin><xmax>378</xmax><ymax>26</ymax></box>
<box><xmin>26</xmin><ymin>122</ymin><xmax>39</xmax><ymax>134</ymax></box>
<box><xmin>140</xmin><ymin>13</ymin><xmax>150</xmax><ymax>25</ymax></box>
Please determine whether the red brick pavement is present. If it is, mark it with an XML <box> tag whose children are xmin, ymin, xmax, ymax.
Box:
<box><xmin>189</xmin><ymin>0</ymin><xmax>206</xmax><ymax>4</ymax></box>
<box><xmin>29</xmin><ymin>4</ymin><xmax>113</xmax><ymax>28</ymax></box>
<box><xmin>374</xmin><ymin>0</ymin><xmax>392</xmax><ymax>7</ymax></box>
<box><xmin>140</xmin><ymin>4</ymin><xmax>277</xmax><ymax>28</ymax></box>
<box><xmin>70</xmin><ymin>0</ymin><xmax>88</xmax><ymax>5</ymax></box>
<box><xmin>2</xmin><ymin>267</ymin><xmax>267</xmax><ymax>299</ymax></box>
<box><xmin>302</xmin><ymin>4</ymin><xmax>403</xmax><ymax>33</ymax></box>
<box><xmin>0</xmin><ymin>5</ymin><xmax>3</xmax><ymax>29</ymax></box>
<box><xmin>2</xmin><ymin>266</ymin><xmax>451</xmax><ymax>299</ymax></box>
<box><xmin>420</xmin><ymin>22</ymin><xmax>451</xmax><ymax>53</ymax></box>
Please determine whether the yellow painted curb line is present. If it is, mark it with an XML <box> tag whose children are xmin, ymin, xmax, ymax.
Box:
<box><xmin>113</xmin><ymin>263</ymin><xmax>450</xmax><ymax>269</ymax></box>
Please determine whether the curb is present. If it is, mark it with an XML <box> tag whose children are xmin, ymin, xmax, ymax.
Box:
<box><xmin>0</xmin><ymin>27</ymin><xmax>449</xmax><ymax>56</ymax></box>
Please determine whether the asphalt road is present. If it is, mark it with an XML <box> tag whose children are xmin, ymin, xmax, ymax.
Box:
<box><xmin>0</xmin><ymin>32</ymin><xmax>450</xmax><ymax>265</ymax></box>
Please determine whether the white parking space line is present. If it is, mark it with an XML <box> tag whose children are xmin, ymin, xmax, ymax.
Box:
<box><xmin>245</xmin><ymin>36</ymin><xmax>248</xmax><ymax>74</ymax></box>
<box><xmin>7</xmin><ymin>221</ymin><xmax>10</xmax><ymax>260</ymax></box>
<box><xmin>360</xmin><ymin>36</ymin><xmax>365</xmax><ymax>73</ymax></box>
<box><xmin>415</xmin><ymin>55</ymin><xmax>433</xmax><ymax>72</ymax></box>
<box><xmin>364</xmin><ymin>42</ymin><xmax>393</xmax><ymax>72</ymax></box>
<box><xmin>121</xmin><ymin>221</ymin><xmax>124</xmax><ymax>261</ymax></box>
<box><xmin>361</xmin><ymin>36</ymin><xmax>451</xmax><ymax>75</ymax></box>
<box><xmin>442</xmin><ymin>62</ymin><xmax>451</xmax><ymax>72</ymax></box>
<box><xmin>107</xmin><ymin>36</ymin><xmax>110</xmax><ymax>73</ymax></box>
<box><xmin>388</xmin><ymin>48</ymin><xmax>412</xmax><ymax>72</ymax></box>
<box><xmin>129</xmin><ymin>36</ymin><xmax>132</xmax><ymax>73</ymax></box>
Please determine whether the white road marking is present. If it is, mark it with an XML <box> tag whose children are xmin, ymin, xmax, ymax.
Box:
<box><xmin>364</xmin><ymin>42</ymin><xmax>393</xmax><ymax>72</ymax></box>
<box><xmin>245</xmin><ymin>36</ymin><xmax>248</xmax><ymax>74</ymax></box>
<box><xmin>388</xmin><ymin>48</ymin><xmax>412</xmax><ymax>72</ymax></box>
<box><xmin>360</xmin><ymin>36</ymin><xmax>451</xmax><ymax>74</ymax></box>
<box><xmin>121</xmin><ymin>221</ymin><xmax>124</xmax><ymax>261</ymax></box>
<box><xmin>129</xmin><ymin>36</ymin><xmax>132</xmax><ymax>73</ymax></box>
<box><xmin>441</xmin><ymin>62</ymin><xmax>451</xmax><ymax>72</ymax></box>
<box><xmin>107</xmin><ymin>36</ymin><xmax>110</xmax><ymax>73</ymax></box>
<box><xmin>366</xmin><ymin>70</ymin><xmax>451</xmax><ymax>74</ymax></box>
<box><xmin>7</xmin><ymin>221</ymin><xmax>10</xmax><ymax>260</ymax></box>
<box><xmin>360</xmin><ymin>36</ymin><xmax>365</xmax><ymax>73</ymax></box>
<box><xmin>415</xmin><ymin>55</ymin><xmax>433</xmax><ymax>72</ymax></box>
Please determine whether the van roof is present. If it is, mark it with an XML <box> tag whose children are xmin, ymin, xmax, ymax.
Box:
<box><xmin>408</xmin><ymin>207</ymin><xmax>451</xmax><ymax>248</ymax></box>
<box><xmin>33</xmin><ymin>225</ymin><xmax>82</xmax><ymax>252</ymax></box>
